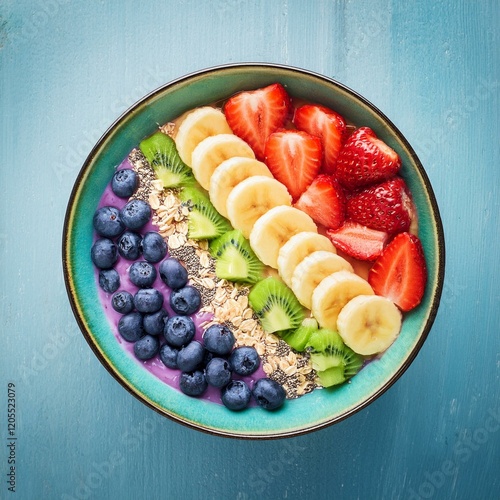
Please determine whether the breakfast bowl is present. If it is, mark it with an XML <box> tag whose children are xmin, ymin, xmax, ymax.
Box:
<box><xmin>62</xmin><ymin>63</ymin><xmax>445</xmax><ymax>439</ymax></box>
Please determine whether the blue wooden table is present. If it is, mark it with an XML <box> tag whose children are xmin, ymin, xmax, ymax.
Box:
<box><xmin>1</xmin><ymin>1</ymin><xmax>499</xmax><ymax>499</ymax></box>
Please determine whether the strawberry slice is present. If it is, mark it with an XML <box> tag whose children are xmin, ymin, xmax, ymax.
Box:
<box><xmin>293</xmin><ymin>104</ymin><xmax>346</xmax><ymax>175</ymax></box>
<box><xmin>346</xmin><ymin>177</ymin><xmax>414</xmax><ymax>234</ymax></box>
<box><xmin>295</xmin><ymin>174</ymin><xmax>346</xmax><ymax>229</ymax></box>
<box><xmin>264</xmin><ymin>129</ymin><xmax>322</xmax><ymax>201</ymax></box>
<box><xmin>335</xmin><ymin>127</ymin><xmax>401</xmax><ymax>190</ymax></box>
<box><xmin>368</xmin><ymin>232</ymin><xmax>427</xmax><ymax>311</ymax></box>
<box><xmin>326</xmin><ymin>220</ymin><xmax>389</xmax><ymax>261</ymax></box>
<box><xmin>223</xmin><ymin>83</ymin><xmax>291</xmax><ymax>160</ymax></box>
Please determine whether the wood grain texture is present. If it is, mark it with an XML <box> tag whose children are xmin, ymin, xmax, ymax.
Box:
<box><xmin>1</xmin><ymin>1</ymin><xmax>499</xmax><ymax>499</ymax></box>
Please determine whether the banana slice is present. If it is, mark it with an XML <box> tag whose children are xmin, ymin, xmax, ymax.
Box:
<box><xmin>175</xmin><ymin>107</ymin><xmax>233</xmax><ymax>166</ymax></box>
<box><xmin>291</xmin><ymin>251</ymin><xmax>354</xmax><ymax>309</ymax></box>
<box><xmin>311</xmin><ymin>270</ymin><xmax>374</xmax><ymax>331</ymax></box>
<box><xmin>337</xmin><ymin>295</ymin><xmax>402</xmax><ymax>355</ymax></box>
<box><xmin>249</xmin><ymin>206</ymin><xmax>317</xmax><ymax>269</ymax></box>
<box><xmin>191</xmin><ymin>134</ymin><xmax>255</xmax><ymax>190</ymax></box>
<box><xmin>209</xmin><ymin>157</ymin><xmax>272</xmax><ymax>217</ymax></box>
<box><xmin>277</xmin><ymin>232</ymin><xmax>337</xmax><ymax>287</ymax></box>
<box><xmin>226</xmin><ymin>176</ymin><xmax>292</xmax><ymax>238</ymax></box>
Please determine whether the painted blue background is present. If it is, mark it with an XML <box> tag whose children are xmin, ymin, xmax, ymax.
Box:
<box><xmin>1</xmin><ymin>1</ymin><xmax>498</xmax><ymax>499</ymax></box>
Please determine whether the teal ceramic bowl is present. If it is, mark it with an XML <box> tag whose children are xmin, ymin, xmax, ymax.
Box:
<box><xmin>63</xmin><ymin>63</ymin><xmax>444</xmax><ymax>439</ymax></box>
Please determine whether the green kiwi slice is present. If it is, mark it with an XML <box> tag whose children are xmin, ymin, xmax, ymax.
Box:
<box><xmin>280</xmin><ymin>317</ymin><xmax>319</xmax><ymax>352</ymax></box>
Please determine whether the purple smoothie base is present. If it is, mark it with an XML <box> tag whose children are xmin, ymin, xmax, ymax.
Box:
<box><xmin>95</xmin><ymin>159</ymin><xmax>266</xmax><ymax>406</ymax></box>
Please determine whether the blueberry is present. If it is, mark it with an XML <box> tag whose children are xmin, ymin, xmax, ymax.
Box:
<box><xmin>142</xmin><ymin>232</ymin><xmax>167</xmax><ymax>263</ymax></box>
<box><xmin>129</xmin><ymin>261</ymin><xmax>157</xmax><ymax>288</ymax></box>
<box><xmin>118</xmin><ymin>312</ymin><xmax>144</xmax><ymax>342</ymax></box>
<box><xmin>170</xmin><ymin>286</ymin><xmax>201</xmax><ymax>315</ymax></box>
<box><xmin>143</xmin><ymin>308</ymin><xmax>168</xmax><ymax>336</ymax></box>
<box><xmin>179</xmin><ymin>370</ymin><xmax>207</xmax><ymax>397</ymax></box>
<box><xmin>252</xmin><ymin>378</ymin><xmax>286</xmax><ymax>411</ymax></box>
<box><xmin>221</xmin><ymin>380</ymin><xmax>251</xmax><ymax>411</ymax></box>
<box><xmin>117</xmin><ymin>231</ymin><xmax>142</xmax><ymax>260</ymax></box>
<box><xmin>120</xmin><ymin>199</ymin><xmax>151</xmax><ymax>230</ymax></box>
<box><xmin>133</xmin><ymin>288</ymin><xmax>164</xmax><ymax>313</ymax></box>
<box><xmin>159</xmin><ymin>343</ymin><xmax>179</xmax><ymax>369</ymax></box>
<box><xmin>159</xmin><ymin>258</ymin><xmax>188</xmax><ymax>290</ymax></box>
<box><xmin>205</xmin><ymin>358</ymin><xmax>232</xmax><ymax>388</ymax></box>
<box><xmin>229</xmin><ymin>346</ymin><xmax>260</xmax><ymax>376</ymax></box>
<box><xmin>177</xmin><ymin>341</ymin><xmax>205</xmax><ymax>372</ymax></box>
<box><xmin>93</xmin><ymin>206</ymin><xmax>125</xmax><ymax>238</ymax></box>
<box><xmin>164</xmin><ymin>315</ymin><xmax>195</xmax><ymax>347</ymax></box>
<box><xmin>133</xmin><ymin>335</ymin><xmax>159</xmax><ymax>360</ymax></box>
<box><xmin>98</xmin><ymin>269</ymin><xmax>120</xmax><ymax>293</ymax></box>
<box><xmin>203</xmin><ymin>324</ymin><xmax>235</xmax><ymax>356</ymax></box>
<box><xmin>111</xmin><ymin>169</ymin><xmax>138</xmax><ymax>198</ymax></box>
<box><xmin>111</xmin><ymin>290</ymin><xmax>134</xmax><ymax>314</ymax></box>
<box><xmin>91</xmin><ymin>238</ymin><xmax>118</xmax><ymax>269</ymax></box>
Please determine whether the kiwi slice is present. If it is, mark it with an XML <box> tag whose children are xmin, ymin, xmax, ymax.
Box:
<box><xmin>248</xmin><ymin>277</ymin><xmax>305</xmax><ymax>333</ymax></box>
<box><xmin>210</xmin><ymin>230</ymin><xmax>264</xmax><ymax>284</ymax></box>
<box><xmin>139</xmin><ymin>132</ymin><xmax>194</xmax><ymax>188</ymax></box>
<box><xmin>281</xmin><ymin>317</ymin><xmax>319</xmax><ymax>352</ymax></box>
<box><xmin>179</xmin><ymin>187</ymin><xmax>232</xmax><ymax>240</ymax></box>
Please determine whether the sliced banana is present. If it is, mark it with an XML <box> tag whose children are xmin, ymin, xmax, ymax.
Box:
<box><xmin>277</xmin><ymin>232</ymin><xmax>337</xmax><ymax>287</ymax></box>
<box><xmin>209</xmin><ymin>157</ymin><xmax>273</xmax><ymax>217</ymax></box>
<box><xmin>174</xmin><ymin>107</ymin><xmax>233</xmax><ymax>166</ymax></box>
<box><xmin>226</xmin><ymin>176</ymin><xmax>292</xmax><ymax>238</ymax></box>
<box><xmin>191</xmin><ymin>134</ymin><xmax>255</xmax><ymax>190</ymax></box>
<box><xmin>249</xmin><ymin>206</ymin><xmax>317</xmax><ymax>269</ymax></box>
<box><xmin>311</xmin><ymin>270</ymin><xmax>374</xmax><ymax>331</ymax></box>
<box><xmin>337</xmin><ymin>295</ymin><xmax>402</xmax><ymax>355</ymax></box>
<box><xmin>291</xmin><ymin>251</ymin><xmax>354</xmax><ymax>309</ymax></box>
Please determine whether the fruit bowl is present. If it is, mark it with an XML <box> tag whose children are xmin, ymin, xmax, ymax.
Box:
<box><xmin>62</xmin><ymin>63</ymin><xmax>444</xmax><ymax>439</ymax></box>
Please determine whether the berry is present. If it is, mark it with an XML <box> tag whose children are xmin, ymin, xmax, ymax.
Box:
<box><xmin>159</xmin><ymin>343</ymin><xmax>179</xmax><ymax>369</ymax></box>
<box><xmin>117</xmin><ymin>231</ymin><xmax>142</xmax><ymax>260</ymax></box>
<box><xmin>169</xmin><ymin>285</ymin><xmax>201</xmax><ymax>315</ymax></box>
<box><xmin>164</xmin><ymin>315</ymin><xmax>196</xmax><ymax>347</ymax></box>
<box><xmin>129</xmin><ymin>261</ymin><xmax>157</xmax><ymax>288</ymax></box>
<box><xmin>293</xmin><ymin>104</ymin><xmax>346</xmax><ymax>175</ymax></box>
<box><xmin>93</xmin><ymin>206</ymin><xmax>125</xmax><ymax>238</ymax></box>
<box><xmin>203</xmin><ymin>324</ymin><xmax>235</xmax><ymax>356</ymax></box>
<box><xmin>98</xmin><ymin>269</ymin><xmax>120</xmax><ymax>293</ymax></box>
<box><xmin>221</xmin><ymin>380</ymin><xmax>251</xmax><ymax>411</ymax></box>
<box><xmin>252</xmin><ymin>378</ymin><xmax>286</xmax><ymax>410</ymax></box>
<box><xmin>91</xmin><ymin>238</ymin><xmax>118</xmax><ymax>269</ymax></box>
<box><xmin>228</xmin><ymin>346</ymin><xmax>260</xmax><ymax>376</ymax></box>
<box><xmin>143</xmin><ymin>308</ymin><xmax>168</xmax><ymax>336</ymax></box>
<box><xmin>224</xmin><ymin>83</ymin><xmax>291</xmax><ymax>160</ymax></box>
<box><xmin>141</xmin><ymin>232</ymin><xmax>167</xmax><ymax>263</ymax></box>
<box><xmin>176</xmin><ymin>341</ymin><xmax>205</xmax><ymax>372</ymax></box>
<box><xmin>264</xmin><ymin>129</ymin><xmax>322</xmax><ymax>201</ymax></box>
<box><xmin>326</xmin><ymin>220</ymin><xmax>390</xmax><ymax>261</ymax></box>
<box><xmin>120</xmin><ymin>199</ymin><xmax>151</xmax><ymax>230</ymax></box>
<box><xmin>346</xmin><ymin>177</ymin><xmax>414</xmax><ymax>235</ymax></box>
<box><xmin>133</xmin><ymin>335</ymin><xmax>159</xmax><ymax>360</ymax></box>
<box><xmin>117</xmin><ymin>312</ymin><xmax>144</xmax><ymax>342</ymax></box>
<box><xmin>111</xmin><ymin>290</ymin><xmax>134</xmax><ymax>314</ymax></box>
<box><xmin>159</xmin><ymin>257</ymin><xmax>188</xmax><ymax>290</ymax></box>
<box><xmin>294</xmin><ymin>174</ymin><xmax>346</xmax><ymax>229</ymax></box>
<box><xmin>335</xmin><ymin>127</ymin><xmax>401</xmax><ymax>190</ymax></box>
<box><xmin>133</xmin><ymin>288</ymin><xmax>164</xmax><ymax>313</ymax></box>
<box><xmin>205</xmin><ymin>358</ymin><xmax>232</xmax><ymax>388</ymax></box>
<box><xmin>111</xmin><ymin>168</ymin><xmax>138</xmax><ymax>198</ymax></box>
<box><xmin>179</xmin><ymin>370</ymin><xmax>207</xmax><ymax>397</ymax></box>
<box><xmin>368</xmin><ymin>232</ymin><xmax>427</xmax><ymax>312</ymax></box>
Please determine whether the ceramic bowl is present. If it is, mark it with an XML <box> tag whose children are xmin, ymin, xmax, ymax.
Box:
<box><xmin>62</xmin><ymin>63</ymin><xmax>445</xmax><ymax>439</ymax></box>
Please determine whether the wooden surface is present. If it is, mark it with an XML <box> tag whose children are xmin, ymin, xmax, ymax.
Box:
<box><xmin>1</xmin><ymin>1</ymin><xmax>499</xmax><ymax>499</ymax></box>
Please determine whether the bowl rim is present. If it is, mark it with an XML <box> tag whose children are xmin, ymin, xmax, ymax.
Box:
<box><xmin>62</xmin><ymin>62</ymin><xmax>445</xmax><ymax>439</ymax></box>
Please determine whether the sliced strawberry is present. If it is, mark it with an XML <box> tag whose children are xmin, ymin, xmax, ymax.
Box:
<box><xmin>335</xmin><ymin>127</ymin><xmax>401</xmax><ymax>190</ymax></box>
<box><xmin>326</xmin><ymin>220</ymin><xmax>389</xmax><ymax>261</ymax></box>
<box><xmin>294</xmin><ymin>174</ymin><xmax>346</xmax><ymax>229</ymax></box>
<box><xmin>346</xmin><ymin>177</ymin><xmax>414</xmax><ymax>234</ymax></box>
<box><xmin>264</xmin><ymin>129</ymin><xmax>322</xmax><ymax>201</ymax></box>
<box><xmin>293</xmin><ymin>104</ymin><xmax>346</xmax><ymax>175</ymax></box>
<box><xmin>368</xmin><ymin>232</ymin><xmax>427</xmax><ymax>311</ymax></box>
<box><xmin>223</xmin><ymin>83</ymin><xmax>291</xmax><ymax>160</ymax></box>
